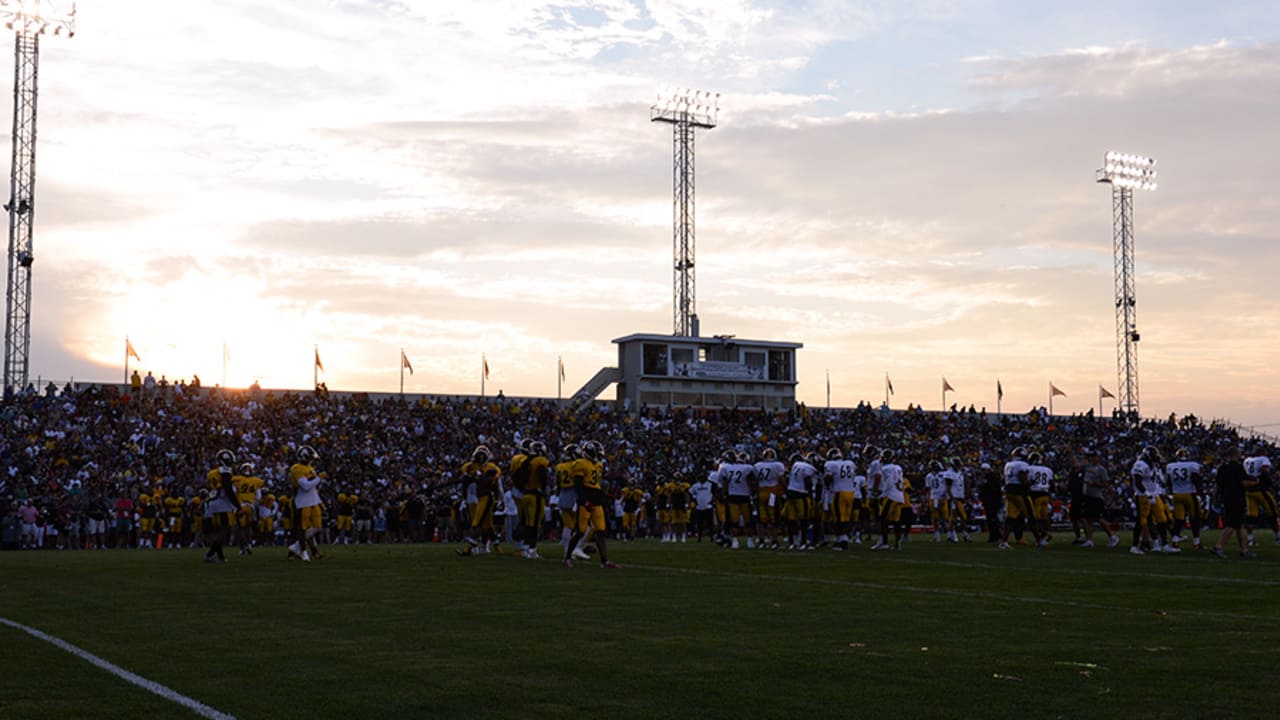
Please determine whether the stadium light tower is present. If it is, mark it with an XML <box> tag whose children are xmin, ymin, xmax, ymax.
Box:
<box><xmin>1</xmin><ymin>0</ymin><xmax>73</xmax><ymax>393</ymax></box>
<box><xmin>651</xmin><ymin>87</ymin><xmax>718</xmax><ymax>337</ymax></box>
<box><xmin>1096</xmin><ymin>151</ymin><xmax>1157</xmax><ymax>419</ymax></box>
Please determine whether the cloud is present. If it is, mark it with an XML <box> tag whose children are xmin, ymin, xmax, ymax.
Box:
<box><xmin>18</xmin><ymin>6</ymin><xmax>1280</xmax><ymax>426</ymax></box>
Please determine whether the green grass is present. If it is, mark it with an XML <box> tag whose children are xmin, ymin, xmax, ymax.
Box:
<box><xmin>2</xmin><ymin>535</ymin><xmax>1279</xmax><ymax>719</ymax></box>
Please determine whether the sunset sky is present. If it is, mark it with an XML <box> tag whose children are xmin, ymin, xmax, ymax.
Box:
<box><xmin>17</xmin><ymin>0</ymin><xmax>1280</xmax><ymax>427</ymax></box>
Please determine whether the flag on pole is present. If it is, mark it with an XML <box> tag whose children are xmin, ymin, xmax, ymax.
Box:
<box><xmin>886</xmin><ymin>375</ymin><xmax>895</xmax><ymax>395</ymax></box>
<box><xmin>401</xmin><ymin>350</ymin><xmax>413</xmax><ymax>375</ymax></box>
<box><xmin>483</xmin><ymin>355</ymin><xmax>490</xmax><ymax>380</ymax></box>
<box><xmin>558</xmin><ymin>357</ymin><xmax>565</xmax><ymax>382</ymax></box>
<box><xmin>997</xmin><ymin>380</ymin><xmax>1003</xmax><ymax>400</ymax></box>
<box><xmin>942</xmin><ymin>377</ymin><xmax>955</xmax><ymax>393</ymax></box>
<box><xmin>315</xmin><ymin>348</ymin><xmax>324</xmax><ymax>372</ymax></box>
<box><xmin>1050</xmin><ymin>383</ymin><xmax>1066</xmax><ymax>398</ymax></box>
<box><xmin>1099</xmin><ymin>385</ymin><xmax>1115</xmax><ymax>399</ymax></box>
<box><xmin>126</xmin><ymin>338</ymin><xmax>140</xmax><ymax>362</ymax></box>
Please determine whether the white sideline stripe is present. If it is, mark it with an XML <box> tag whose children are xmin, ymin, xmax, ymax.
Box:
<box><xmin>0</xmin><ymin>617</ymin><xmax>237</xmax><ymax>720</ymax></box>
<box><xmin>626</xmin><ymin>564</ymin><xmax>1280</xmax><ymax>623</ymax></box>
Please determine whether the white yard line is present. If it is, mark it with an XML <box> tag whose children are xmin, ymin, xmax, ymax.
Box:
<box><xmin>625</xmin><ymin>563</ymin><xmax>1280</xmax><ymax>623</ymax></box>
<box><xmin>876</xmin><ymin>554</ymin><xmax>1280</xmax><ymax>587</ymax></box>
<box><xmin>0</xmin><ymin>617</ymin><xmax>237</xmax><ymax>720</ymax></box>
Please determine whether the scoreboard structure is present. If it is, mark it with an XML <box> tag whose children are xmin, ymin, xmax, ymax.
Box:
<box><xmin>609</xmin><ymin>333</ymin><xmax>802</xmax><ymax>412</ymax></box>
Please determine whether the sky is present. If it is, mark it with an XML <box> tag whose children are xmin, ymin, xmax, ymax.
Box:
<box><xmin>12</xmin><ymin>0</ymin><xmax>1280</xmax><ymax>428</ymax></box>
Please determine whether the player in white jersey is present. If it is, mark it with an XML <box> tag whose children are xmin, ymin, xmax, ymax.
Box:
<box><xmin>1165</xmin><ymin>449</ymin><xmax>1205</xmax><ymax>548</ymax></box>
<box><xmin>1130</xmin><ymin>446</ymin><xmax>1176</xmax><ymax>554</ymax></box>
<box><xmin>785</xmin><ymin>453</ymin><xmax>817</xmax><ymax>549</ymax></box>
<box><xmin>719</xmin><ymin>451</ymin><xmax>756</xmax><ymax>549</ymax></box>
<box><xmin>1242</xmin><ymin>453</ymin><xmax>1278</xmax><ymax>545</ymax></box>
<box><xmin>863</xmin><ymin>444</ymin><xmax>884</xmax><ymax>541</ymax></box>
<box><xmin>1025</xmin><ymin>453</ymin><xmax>1054</xmax><ymax>547</ymax></box>
<box><xmin>753</xmin><ymin>449</ymin><xmax>786</xmax><ymax>549</ymax></box>
<box><xmin>873</xmin><ymin>449</ymin><xmax>908</xmax><ymax>551</ymax></box>
<box><xmin>942</xmin><ymin>459</ymin><xmax>970</xmax><ymax>543</ymax></box>
<box><xmin>1000</xmin><ymin>447</ymin><xmax>1036</xmax><ymax>549</ymax></box>
<box><xmin>851</xmin><ymin>464</ymin><xmax>869</xmax><ymax>544</ymax></box>
<box><xmin>925</xmin><ymin>460</ymin><xmax>948</xmax><ymax>542</ymax></box>
<box><xmin>824</xmin><ymin>448</ymin><xmax>858</xmax><ymax>551</ymax></box>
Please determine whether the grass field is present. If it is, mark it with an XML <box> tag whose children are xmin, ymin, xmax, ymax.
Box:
<box><xmin>2</xmin><ymin>535</ymin><xmax>1279</xmax><ymax>719</ymax></box>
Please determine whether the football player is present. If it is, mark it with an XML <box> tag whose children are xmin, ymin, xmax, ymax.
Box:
<box><xmin>555</xmin><ymin>444</ymin><xmax>582</xmax><ymax>555</ymax></box>
<box><xmin>458</xmin><ymin>445</ymin><xmax>501</xmax><ymax>556</ymax></box>
<box><xmin>289</xmin><ymin>445</ymin><xmax>325</xmax><ymax>561</ymax></box>
<box><xmin>564</xmin><ymin>441</ymin><xmax>619</xmax><ymax>569</ymax></box>
<box><xmin>753</xmin><ymin>448</ymin><xmax>786</xmax><ymax>548</ymax></box>
<box><xmin>233</xmin><ymin>462</ymin><xmax>264</xmax><ymax>556</ymax></box>
<box><xmin>203</xmin><ymin>449</ymin><xmax>239</xmax><ymax>563</ymax></box>
<box><xmin>925</xmin><ymin>460</ymin><xmax>948</xmax><ymax>543</ymax></box>
<box><xmin>1166</xmin><ymin>449</ymin><xmax>1205</xmax><ymax>548</ymax></box>
<box><xmin>1000</xmin><ymin>447</ymin><xmax>1034</xmax><ymax>550</ymax></box>
<box><xmin>942</xmin><ymin>458</ymin><xmax>971</xmax><ymax>543</ymax></box>
<box><xmin>824</xmin><ymin>448</ymin><xmax>858</xmax><ymax>551</ymax></box>
<box><xmin>669</xmin><ymin>472</ymin><xmax>691</xmax><ymax>544</ymax></box>
<box><xmin>784</xmin><ymin>452</ymin><xmax>816</xmax><ymax>550</ymax></box>
<box><xmin>1131</xmin><ymin>446</ymin><xmax>1176</xmax><ymax>554</ymax></box>
<box><xmin>720</xmin><ymin>450</ymin><xmax>756</xmax><ymax>549</ymax></box>
<box><xmin>1243</xmin><ymin>451</ymin><xmax>1278</xmax><ymax>546</ymax></box>
<box><xmin>517</xmin><ymin>440</ymin><xmax>550</xmax><ymax>558</ymax></box>
<box><xmin>874</xmin><ymin>449</ymin><xmax>908</xmax><ymax>551</ymax></box>
<box><xmin>1026</xmin><ymin>452</ymin><xmax>1054</xmax><ymax>547</ymax></box>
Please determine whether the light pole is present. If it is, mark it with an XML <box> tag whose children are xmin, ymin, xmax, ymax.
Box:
<box><xmin>651</xmin><ymin>88</ymin><xmax>718</xmax><ymax>337</ymax></box>
<box><xmin>1096</xmin><ymin>151</ymin><xmax>1157</xmax><ymax>420</ymax></box>
<box><xmin>1</xmin><ymin>0</ymin><xmax>74</xmax><ymax>393</ymax></box>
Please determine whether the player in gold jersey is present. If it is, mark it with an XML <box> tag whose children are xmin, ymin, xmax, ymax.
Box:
<box><xmin>232</xmin><ymin>463</ymin><xmax>264</xmax><ymax>556</ymax></box>
<box><xmin>164</xmin><ymin>494</ymin><xmax>185</xmax><ymax>548</ymax></box>
<box><xmin>137</xmin><ymin>493</ymin><xmax>158</xmax><ymax>549</ymax></box>
<box><xmin>458</xmin><ymin>445</ymin><xmax>502</xmax><ymax>556</ymax></box>
<box><xmin>515</xmin><ymin>440</ymin><xmax>551</xmax><ymax>559</ymax></box>
<box><xmin>563</xmin><ymin>441</ymin><xmax>619</xmax><ymax>569</ymax></box>
<box><xmin>555</xmin><ymin>444</ymin><xmax>581</xmax><ymax>557</ymax></box>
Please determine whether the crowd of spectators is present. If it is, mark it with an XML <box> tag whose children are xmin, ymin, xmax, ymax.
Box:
<box><xmin>1</xmin><ymin>381</ymin><xmax>1275</xmax><ymax>551</ymax></box>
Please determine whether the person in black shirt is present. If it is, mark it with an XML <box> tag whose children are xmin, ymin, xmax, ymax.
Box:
<box><xmin>1212</xmin><ymin>445</ymin><xmax>1256</xmax><ymax>559</ymax></box>
<box><xmin>978</xmin><ymin>463</ymin><xmax>1003</xmax><ymax>543</ymax></box>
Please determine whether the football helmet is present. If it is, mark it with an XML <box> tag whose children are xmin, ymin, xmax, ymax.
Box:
<box><xmin>1027</xmin><ymin>452</ymin><xmax>1043</xmax><ymax>465</ymax></box>
<box><xmin>826</xmin><ymin>448</ymin><xmax>843</xmax><ymax>460</ymax></box>
<box><xmin>721</xmin><ymin>449</ymin><xmax>738</xmax><ymax>463</ymax></box>
<box><xmin>927</xmin><ymin>459</ymin><xmax>943</xmax><ymax>472</ymax></box>
<box><xmin>789</xmin><ymin>452</ymin><xmax>806</xmax><ymax>465</ymax></box>
<box><xmin>471</xmin><ymin>445</ymin><xmax>491</xmax><ymax>464</ymax></box>
<box><xmin>562</xmin><ymin>443</ymin><xmax>580</xmax><ymax>460</ymax></box>
<box><xmin>863</xmin><ymin>443</ymin><xmax>880</xmax><ymax>458</ymax></box>
<box><xmin>807</xmin><ymin>451</ymin><xmax>824</xmax><ymax>467</ymax></box>
<box><xmin>237</xmin><ymin>462</ymin><xmax>255</xmax><ymax>476</ymax></box>
<box><xmin>1139</xmin><ymin>445</ymin><xmax>1162</xmax><ymax>464</ymax></box>
<box><xmin>583</xmin><ymin>442</ymin><xmax>601</xmax><ymax>461</ymax></box>
<box><xmin>215</xmin><ymin>449</ymin><xmax>236</xmax><ymax>467</ymax></box>
<box><xmin>530</xmin><ymin>440</ymin><xmax>546</xmax><ymax>457</ymax></box>
<box><xmin>879</xmin><ymin>449</ymin><xmax>895</xmax><ymax>463</ymax></box>
<box><xmin>736</xmin><ymin>450</ymin><xmax>752</xmax><ymax>464</ymax></box>
<box><xmin>762</xmin><ymin>448</ymin><xmax>777</xmax><ymax>461</ymax></box>
<box><xmin>1012</xmin><ymin>446</ymin><xmax>1028</xmax><ymax>461</ymax></box>
<box><xmin>297</xmin><ymin>445</ymin><xmax>318</xmax><ymax>463</ymax></box>
<box><xmin>1175</xmin><ymin>448</ymin><xmax>1190</xmax><ymax>461</ymax></box>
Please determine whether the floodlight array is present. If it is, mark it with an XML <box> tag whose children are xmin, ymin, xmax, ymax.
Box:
<box><xmin>1100</xmin><ymin>151</ymin><xmax>1157</xmax><ymax>191</ymax></box>
<box><xmin>0</xmin><ymin>0</ymin><xmax>75</xmax><ymax>36</ymax></box>
<box><xmin>653</xmin><ymin>86</ymin><xmax>719</xmax><ymax>125</ymax></box>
